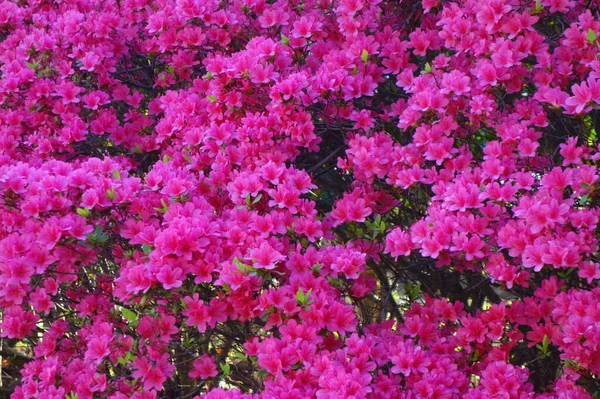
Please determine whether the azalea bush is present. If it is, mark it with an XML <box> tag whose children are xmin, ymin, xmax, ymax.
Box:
<box><xmin>1</xmin><ymin>0</ymin><xmax>600</xmax><ymax>397</ymax></box>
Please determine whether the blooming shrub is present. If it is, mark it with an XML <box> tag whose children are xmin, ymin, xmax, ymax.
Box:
<box><xmin>1</xmin><ymin>0</ymin><xmax>600</xmax><ymax>398</ymax></box>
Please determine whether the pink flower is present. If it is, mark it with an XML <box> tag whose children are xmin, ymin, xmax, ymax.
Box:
<box><xmin>0</xmin><ymin>307</ymin><xmax>39</xmax><ymax>339</ymax></box>
<box><xmin>189</xmin><ymin>355</ymin><xmax>218</xmax><ymax>379</ymax></box>
<box><xmin>183</xmin><ymin>294</ymin><xmax>210</xmax><ymax>333</ymax></box>
<box><xmin>390</xmin><ymin>341</ymin><xmax>431</xmax><ymax>376</ymax></box>
<box><xmin>85</xmin><ymin>335</ymin><xmax>112</xmax><ymax>364</ymax></box>
<box><xmin>565</xmin><ymin>81</ymin><xmax>594</xmax><ymax>114</ymax></box>
<box><xmin>156</xmin><ymin>266</ymin><xmax>183</xmax><ymax>289</ymax></box>
<box><xmin>441</xmin><ymin>70</ymin><xmax>471</xmax><ymax>95</ymax></box>
<box><xmin>131</xmin><ymin>357</ymin><xmax>169</xmax><ymax>391</ymax></box>
<box><xmin>578</xmin><ymin>261</ymin><xmax>600</xmax><ymax>284</ymax></box>
<box><xmin>250</xmin><ymin>241</ymin><xmax>285</xmax><ymax>269</ymax></box>
<box><xmin>385</xmin><ymin>228</ymin><xmax>414</xmax><ymax>258</ymax></box>
<box><xmin>54</xmin><ymin>81</ymin><xmax>83</xmax><ymax>104</ymax></box>
<box><xmin>82</xmin><ymin>91</ymin><xmax>110</xmax><ymax>110</ymax></box>
<box><xmin>81</xmin><ymin>189</ymin><xmax>99</xmax><ymax>208</ymax></box>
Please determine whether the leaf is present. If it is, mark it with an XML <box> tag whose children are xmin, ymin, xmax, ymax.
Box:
<box><xmin>536</xmin><ymin>334</ymin><xmax>550</xmax><ymax>357</ymax></box>
<box><xmin>207</xmin><ymin>95</ymin><xmax>217</xmax><ymax>103</ymax></box>
<box><xmin>120</xmin><ymin>307</ymin><xmax>138</xmax><ymax>323</ymax></box>
<box><xmin>106</xmin><ymin>187</ymin><xmax>117</xmax><ymax>200</ymax></box>
<box><xmin>232</xmin><ymin>351</ymin><xmax>248</xmax><ymax>360</ymax></box>
<box><xmin>361</xmin><ymin>49</ymin><xmax>369</xmax><ymax>63</ymax></box>
<box><xmin>587</xmin><ymin>29</ymin><xmax>597</xmax><ymax>44</ymax></box>
<box><xmin>154</xmin><ymin>198</ymin><xmax>169</xmax><ymax>213</ymax></box>
<box><xmin>112</xmin><ymin>170</ymin><xmax>121</xmax><ymax>180</ymax></box>
<box><xmin>296</xmin><ymin>288</ymin><xmax>313</xmax><ymax>305</ymax></box>
<box><xmin>281</xmin><ymin>34</ymin><xmax>290</xmax><ymax>45</ymax></box>
<box><xmin>406</xmin><ymin>281</ymin><xmax>421</xmax><ymax>302</ymax></box>
<box><xmin>296</xmin><ymin>288</ymin><xmax>306</xmax><ymax>303</ymax></box>
<box><xmin>233</xmin><ymin>257</ymin><xmax>252</xmax><ymax>273</ymax></box>
<box><xmin>257</xmin><ymin>369</ymin><xmax>269</xmax><ymax>378</ymax></box>
<box><xmin>76</xmin><ymin>208</ymin><xmax>90</xmax><ymax>217</ymax></box>
<box><xmin>220</xmin><ymin>363</ymin><xmax>231</xmax><ymax>375</ymax></box>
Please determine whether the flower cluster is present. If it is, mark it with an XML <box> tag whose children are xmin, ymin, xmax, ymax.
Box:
<box><xmin>1</xmin><ymin>0</ymin><xmax>600</xmax><ymax>398</ymax></box>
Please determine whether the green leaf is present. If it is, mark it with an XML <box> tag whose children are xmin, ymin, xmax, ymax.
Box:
<box><xmin>406</xmin><ymin>281</ymin><xmax>421</xmax><ymax>302</ymax></box>
<box><xmin>154</xmin><ymin>198</ymin><xmax>169</xmax><ymax>213</ymax></box>
<box><xmin>361</xmin><ymin>49</ymin><xmax>369</xmax><ymax>63</ymax></box>
<box><xmin>424</xmin><ymin>62</ymin><xmax>432</xmax><ymax>73</ymax></box>
<box><xmin>220</xmin><ymin>363</ymin><xmax>231</xmax><ymax>375</ymax></box>
<box><xmin>588</xmin><ymin>127</ymin><xmax>597</xmax><ymax>146</ymax></box>
<box><xmin>587</xmin><ymin>29</ymin><xmax>597</xmax><ymax>44</ymax></box>
<box><xmin>120</xmin><ymin>307</ymin><xmax>138</xmax><ymax>323</ymax></box>
<box><xmin>233</xmin><ymin>257</ymin><xmax>254</xmax><ymax>274</ymax></box>
<box><xmin>536</xmin><ymin>335</ymin><xmax>550</xmax><ymax>357</ymax></box>
<box><xmin>125</xmin><ymin>377</ymin><xmax>139</xmax><ymax>387</ymax></box>
<box><xmin>112</xmin><ymin>170</ymin><xmax>121</xmax><ymax>180</ymax></box>
<box><xmin>296</xmin><ymin>288</ymin><xmax>313</xmax><ymax>305</ymax></box>
<box><xmin>281</xmin><ymin>34</ymin><xmax>290</xmax><ymax>45</ymax></box>
<box><xmin>296</xmin><ymin>288</ymin><xmax>306</xmax><ymax>303</ymax></box>
<box><xmin>106</xmin><ymin>187</ymin><xmax>117</xmax><ymax>200</ymax></box>
<box><xmin>257</xmin><ymin>368</ymin><xmax>269</xmax><ymax>378</ymax></box>
<box><xmin>534</xmin><ymin>0</ymin><xmax>543</xmax><ymax>11</ymax></box>
<box><xmin>76</xmin><ymin>208</ymin><xmax>90</xmax><ymax>218</ymax></box>
<box><xmin>207</xmin><ymin>95</ymin><xmax>217</xmax><ymax>103</ymax></box>
<box><xmin>232</xmin><ymin>351</ymin><xmax>248</xmax><ymax>360</ymax></box>
<box><xmin>141</xmin><ymin>244</ymin><xmax>152</xmax><ymax>255</ymax></box>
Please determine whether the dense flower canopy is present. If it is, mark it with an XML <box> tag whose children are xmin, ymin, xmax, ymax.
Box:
<box><xmin>1</xmin><ymin>0</ymin><xmax>600</xmax><ymax>398</ymax></box>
